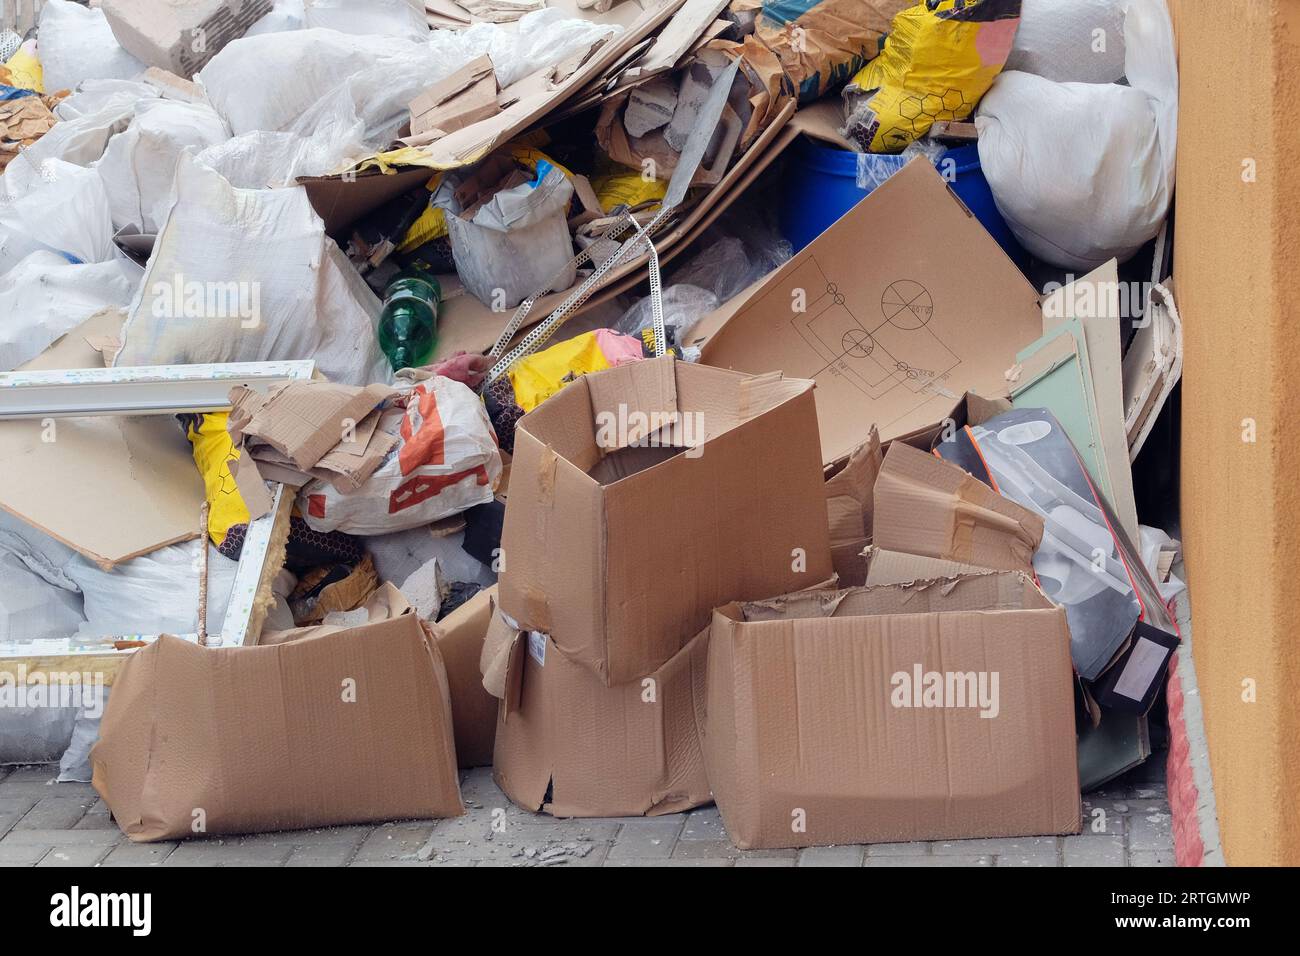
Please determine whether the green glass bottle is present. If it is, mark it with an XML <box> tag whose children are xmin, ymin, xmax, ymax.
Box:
<box><xmin>377</xmin><ymin>267</ymin><xmax>441</xmax><ymax>372</ymax></box>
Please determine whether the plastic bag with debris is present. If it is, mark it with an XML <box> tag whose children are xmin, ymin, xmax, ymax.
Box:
<box><xmin>0</xmin><ymin>160</ymin><xmax>119</xmax><ymax>274</ymax></box>
<box><xmin>300</xmin><ymin>376</ymin><xmax>502</xmax><ymax>535</ymax></box>
<box><xmin>668</xmin><ymin>229</ymin><xmax>792</xmax><ymax>304</ymax></box>
<box><xmin>114</xmin><ymin>155</ymin><xmax>389</xmax><ymax>386</ymax></box>
<box><xmin>1005</xmin><ymin>0</ymin><xmax>1127</xmax><ymax>84</ymax></box>
<box><xmin>433</xmin><ymin>157</ymin><xmax>576</xmax><ymax>309</ymax></box>
<box><xmin>0</xmin><ymin>253</ymin><xmax>141</xmax><ymax>372</ymax></box>
<box><xmin>304</xmin><ymin>0</ymin><xmax>430</xmax><ymax>39</ymax></box>
<box><xmin>615</xmin><ymin>284</ymin><xmax>718</xmax><ymax>360</ymax></box>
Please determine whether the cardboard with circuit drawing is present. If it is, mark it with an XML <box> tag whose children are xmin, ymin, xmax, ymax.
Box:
<box><xmin>699</xmin><ymin>158</ymin><xmax>1043</xmax><ymax>465</ymax></box>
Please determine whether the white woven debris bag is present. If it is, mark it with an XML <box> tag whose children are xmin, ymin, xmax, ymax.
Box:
<box><xmin>65</xmin><ymin>542</ymin><xmax>239</xmax><ymax>638</ymax></box>
<box><xmin>303</xmin><ymin>0</ymin><xmax>429</xmax><ymax>40</ymax></box>
<box><xmin>1005</xmin><ymin>0</ymin><xmax>1127</xmax><ymax>84</ymax></box>
<box><xmin>0</xmin><ymin>255</ymin><xmax>140</xmax><ymax>372</ymax></box>
<box><xmin>114</xmin><ymin>156</ymin><xmax>389</xmax><ymax>385</ymax></box>
<box><xmin>975</xmin><ymin>0</ymin><xmax>1176</xmax><ymax>269</ymax></box>
<box><xmin>0</xmin><ymin>161</ymin><xmax>119</xmax><ymax>274</ymax></box>
<box><xmin>37</xmin><ymin>0</ymin><xmax>147</xmax><ymax>94</ymax></box>
<box><xmin>300</xmin><ymin>377</ymin><xmax>502</xmax><ymax>535</ymax></box>
<box><xmin>96</xmin><ymin>98</ymin><xmax>231</xmax><ymax>235</ymax></box>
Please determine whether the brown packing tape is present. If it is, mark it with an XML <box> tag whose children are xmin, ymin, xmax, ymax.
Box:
<box><xmin>480</xmin><ymin>601</ymin><xmax>522</xmax><ymax>699</ymax></box>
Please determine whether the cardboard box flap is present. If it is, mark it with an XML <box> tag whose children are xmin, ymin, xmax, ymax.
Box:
<box><xmin>586</xmin><ymin>355</ymin><xmax>679</xmax><ymax>451</ymax></box>
<box><xmin>873</xmin><ymin>442</ymin><xmax>1043</xmax><ymax>571</ymax></box>
<box><xmin>824</xmin><ymin>428</ymin><xmax>883</xmax><ymax>587</ymax></box>
<box><xmin>731</xmin><ymin>570</ymin><xmax>1050</xmax><ymax>623</ymax></box>
<box><xmin>432</xmin><ymin>585</ymin><xmax>499</xmax><ymax>769</ymax></box>
<box><xmin>862</xmin><ymin>546</ymin><xmax>984</xmax><ymax>587</ymax></box>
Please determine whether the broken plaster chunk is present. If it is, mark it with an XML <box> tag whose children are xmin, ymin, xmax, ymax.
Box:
<box><xmin>624</xmin><ymin>77</ymin><xmax>679</xmax><ymax>139</ymax></box>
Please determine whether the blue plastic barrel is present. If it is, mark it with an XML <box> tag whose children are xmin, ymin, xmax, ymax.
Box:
<box><xmin>777</xmin><ymin>137</ymin><xmax>1025</xmax><ymax>265</ymax></box>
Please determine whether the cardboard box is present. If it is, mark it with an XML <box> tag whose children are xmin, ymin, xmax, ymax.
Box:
<box><xmin>432</xmin><ymin>586</ymin><xmax>499</xmax><ymax>769</ymax></box>
<box><xmin>102</xmin><ymin>0</ymin><xmax>272</xmax><ymax>77</ymax></box>
<box><xmin>704</xmin><ymin>573</ymin><xmax>1081</xmax><ymax>849</ymax></box>
<box><xmin>498</xmin><ymin>356</ymin><xmax>833</xmax><ymax>685</ymax></box>
<box><xmin>872</xmin><ymin>441</ymin><xmax>1043</xmax><ymax>573</ymax></box>
<box><xmin>699</xmin><ymin>157</ymin><xmax>1043</xmax><ymax>463</ymax></box>
<box><xmin>91</xmin><ymin>615</ymin><xmax>464</xmax><ymax>842</ymax></box>
<box><xmin>488</xmin><ymin>615</ymin><xmax>711</xmax><ymax>818</ymax></box>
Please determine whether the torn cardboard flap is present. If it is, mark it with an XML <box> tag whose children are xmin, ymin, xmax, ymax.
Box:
<box><xmin>431</xmin><ymin>585</ymin><xmax>499</xmax><ymax>769</ymax></box>
<box><xmin>700</xmin><ymin>158</ymin><xmax>1043</xmax><ymax>462</ymax></box>
<box><xmin>862</xmin><ymin>546</ymin><xmax>985</xmax><ymax>587</ymax></box>
<box><xmin>480</xmin><ymin>599</ymin><xmax>523</xmax><ymax>700</ymax></box>
<box><xmin>232</xmin><ymin>381</ymin><xmax>397</xmax><ymax>471</ymax></box>
<box><xmin>823</xmin><ymin>427</ymin><xmax>883</xmax><ymax>587</ymax></box>
<box><xmin>872</xmin><ymin>442</ymin><xmax>1043</xmax><ymax>572</ymax></box>
<box><xmin>409</xmin><ymin>54</ymin><xmax>500</xmax><ymax>140</ymax></box>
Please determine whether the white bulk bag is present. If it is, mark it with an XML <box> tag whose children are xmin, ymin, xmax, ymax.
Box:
<box><xmin>1005</xmin><ymin>0</ymin><xmax>1127</xmax><ymax>84</ymax></box>
<box><xmin>0</xmin><ymin>254</ymin><xmax>141</xmax><ymax>372</ymax></box>
<box><xmin>976</xmin><ymin>0</ymin><xmax>1176</xmax><ymax>269</ymax></box>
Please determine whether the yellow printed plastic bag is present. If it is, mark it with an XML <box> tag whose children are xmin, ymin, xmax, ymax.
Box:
<box><xmin>508</xmin><ymin>329</ymin><xmax>646</xmax><ymax>413</ymax></box>
<box><xmin>184</xmin><ymin>412</ymin><xmax>249</xmax><ymax>546</ymax></box>
<box><xmin>843</xmin><ymin>0</ymin><xmax>1021</xmax><ymax>153</ymax></box>
<box><xmin>590</xmin><ymin>169</ymin><xmax>667</xmax><ymax>212</ymax></box>
<box><xmin>3</xmin><ymin>42</ymin><xmax>44</xmax><ymax>93</ymax></box>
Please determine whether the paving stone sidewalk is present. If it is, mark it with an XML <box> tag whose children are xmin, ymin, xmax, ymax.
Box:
<box><xmin>0</xmin><ymin>760</ymin><xmax>1174</xmax><ymax>867</ymax></box>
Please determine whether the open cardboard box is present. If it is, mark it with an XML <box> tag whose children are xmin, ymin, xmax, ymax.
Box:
<box><xmin>496</xmin><ymin>355</ymin><xmax>832</xmax><ymax>686</ymax></box>
<box><xmin>704</xmin><ymin>571</ymin><xmax>1081</xmax><ymax>849</ymax></box>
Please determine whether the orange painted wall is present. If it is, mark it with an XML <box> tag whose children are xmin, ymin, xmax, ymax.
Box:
<box><xmin>1170</xmin><ymin>0</ymin><xmax>1300</xmax><ymax>865</ymax></box>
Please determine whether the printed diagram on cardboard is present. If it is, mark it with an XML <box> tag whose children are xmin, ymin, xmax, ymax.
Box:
<box><xmin>785</xmin><ymin>259</ymin><xmax>961</xmax><ymax>399</ymax></box>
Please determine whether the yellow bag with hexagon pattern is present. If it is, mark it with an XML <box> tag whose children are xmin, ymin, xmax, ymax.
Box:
<box><xmin>842</xmin><ymin>0</ymin><xmax>1021</xmax><ymax>153</ymax></box>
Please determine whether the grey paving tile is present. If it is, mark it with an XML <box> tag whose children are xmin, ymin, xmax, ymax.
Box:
<box><xmin>797</xmin><ymin>845</ymin><xmax>865</xmax><ymax>867</ymax></box>
<box><xmin>1063</xmin><ymin>834</ymin><xmax>1126</xmax><ymax>867</ymax></box>
<box><xmin>608</xmin><ymin>817</ymin><xmax>682</xmax><ymax>860</ymax></box>
<box><xmin>866</xmin><ymin>855</ymin><xmax>992</xmax><ymax>867</ymax></box>
<box><xmin>37</xmin><ymin>845</ymin><xmax>113</xmax><ymax>867</ymax></box>
<box><xmin>99</xmin><ymin>842</ymin><xmax>178</xmax><ymax>867</ymax></box>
